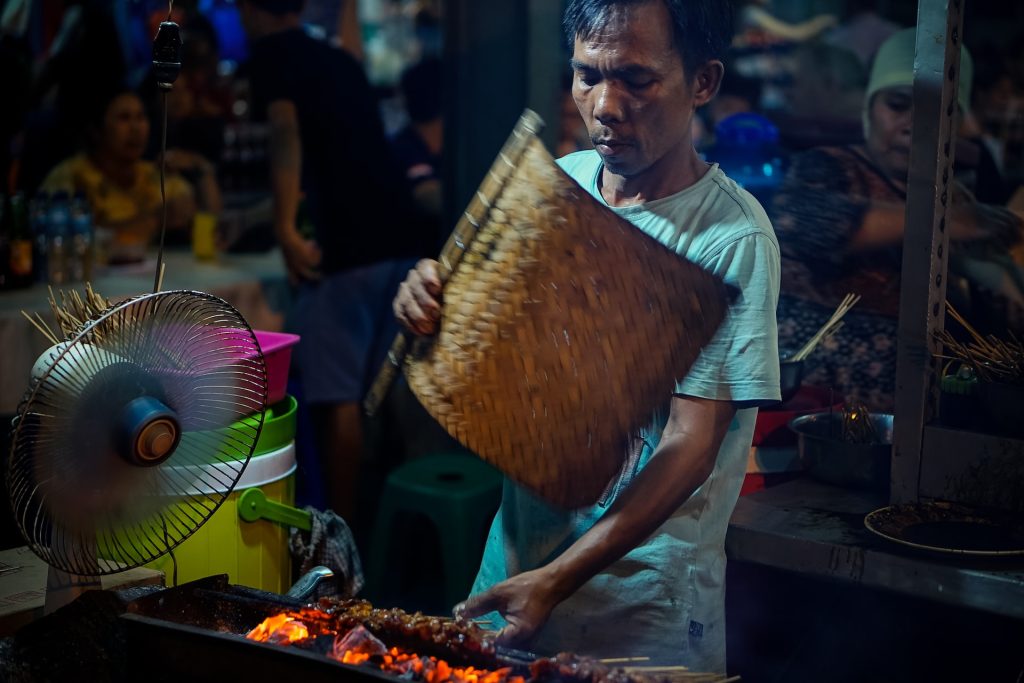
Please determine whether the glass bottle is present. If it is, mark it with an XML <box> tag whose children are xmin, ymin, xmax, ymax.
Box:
<box><xmin>7</xmin><ymin>193</ymin><xmax>34</xmax><ymax>289</ymax></box>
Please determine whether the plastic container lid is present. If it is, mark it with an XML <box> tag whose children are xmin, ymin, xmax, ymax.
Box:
<box><xmin>170</xmin><ymin>441</ymin><xmax>296</xmax><ymax>496</ymax></box>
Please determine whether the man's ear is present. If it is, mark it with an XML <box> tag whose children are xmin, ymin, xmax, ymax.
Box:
<box><xmin>692</xmin><ymin>60</ymin><xmax>725</xmax><ymax>109</ymax></box>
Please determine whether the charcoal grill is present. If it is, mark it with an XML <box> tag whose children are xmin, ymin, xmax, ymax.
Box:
<box><xmin>120</xmin><ymin>575</ymin><xmax>519</xmax><ymax>683</ymax></box>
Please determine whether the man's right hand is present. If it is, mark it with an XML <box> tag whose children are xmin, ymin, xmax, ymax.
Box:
<box><xmin>280</xmin><ymin>231</ymin><xmax>322</xmax><ymax>284</ymax></box>
<box><xmin>394</xmin><ymin>259</ymin><xmax>443</xmax><ymax>336</ymax></box>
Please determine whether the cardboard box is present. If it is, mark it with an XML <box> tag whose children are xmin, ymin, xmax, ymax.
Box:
<box><xmin>0</xmin><ymin>546</ymin><xmax>164</xmax><ymax>636</ymax></box>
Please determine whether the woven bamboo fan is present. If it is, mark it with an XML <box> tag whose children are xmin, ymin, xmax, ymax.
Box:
<box><xmin>377</xmin><ymin>110</ymin><xmax>731</xmax><ymax>509</ymax></box>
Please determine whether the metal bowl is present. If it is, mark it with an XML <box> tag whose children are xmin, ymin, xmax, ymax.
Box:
<box><xmin>788</xmin><ymin>411</ymin><xmax>894</xmax><ymax>491</ymax></box>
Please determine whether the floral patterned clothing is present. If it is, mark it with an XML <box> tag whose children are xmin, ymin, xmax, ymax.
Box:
<box><xmin>772</xmin><ymin>145</ymin><xmax>903</xmax><ymax>412</ymax></box>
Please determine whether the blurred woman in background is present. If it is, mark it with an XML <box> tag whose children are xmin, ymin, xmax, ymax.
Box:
<box><xmin>772</xmin><ymin>28</ymin><xmax>1023</xmax><ymax>412</ymax></box>
<box><xmin>40</xmin><ymin>88</ymin><xmax>221</xmax><ymax>261</ymax></box>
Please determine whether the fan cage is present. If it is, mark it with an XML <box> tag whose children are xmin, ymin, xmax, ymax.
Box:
<box><xmin>6</xmin><ymin>290</ymin><xmax>269</xmax><ymax>575</ymax></box>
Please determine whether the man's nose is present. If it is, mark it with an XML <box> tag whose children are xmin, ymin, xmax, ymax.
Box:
<box><xmin>593</xmin><ymin>83</ymin><xmax>625</xmax><ymax>125</ymax></box>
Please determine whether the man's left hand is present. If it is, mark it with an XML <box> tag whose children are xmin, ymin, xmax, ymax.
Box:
<box><xmin>454</xmin><ymin>567</ymin><xmax>565</xmax><ymax>647</ymax></box>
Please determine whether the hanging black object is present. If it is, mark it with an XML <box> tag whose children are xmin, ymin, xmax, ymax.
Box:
<box><xmin>152</xmin><ymin>21</ymin><xmax>183</xmax><ymax>91</ymax></box>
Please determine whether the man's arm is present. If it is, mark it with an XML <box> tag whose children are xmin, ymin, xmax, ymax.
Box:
<box><xmin>457</xmin><ymin>394</ymin><xmax>737</xmax><ymax>645</ymax></box>
<box><xmin>268</xmin><ymin>99</ymin><xmax>321</xmax><ymax>282</ymax></box>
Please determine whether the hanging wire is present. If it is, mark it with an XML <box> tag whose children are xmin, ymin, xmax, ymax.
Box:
<box><xmin>153</xmin><ymin>0</ymin><xmax>175</xmax><ymax>293</ymax></box>
<box><xmin>154</xmin><ymin>92</ymin><xmax>169</xmax><ymax>293</ymax></box>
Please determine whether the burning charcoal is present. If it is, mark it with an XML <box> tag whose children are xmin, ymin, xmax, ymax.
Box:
<box><xmin>334</xmin><ymin>625</ymin><xmax>390</xmax><ymax>661</ymax></box>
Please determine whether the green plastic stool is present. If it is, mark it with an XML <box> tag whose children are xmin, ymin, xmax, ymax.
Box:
<box><xmin>367</xmin><ymin>454</ymin><xmax>502</xmax><ymax>609</ymax></box>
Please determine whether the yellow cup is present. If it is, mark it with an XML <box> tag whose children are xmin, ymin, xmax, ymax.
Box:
<box><xmin>192</xmin><ymin>211</ymin><xmax>218</xmax><ymax>261</ymax></box>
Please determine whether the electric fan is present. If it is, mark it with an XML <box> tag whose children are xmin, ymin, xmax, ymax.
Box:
<box><xmin>6</xmin><ymin>290</ymin><xmax>268</xmax><ymax>607</ymax></box>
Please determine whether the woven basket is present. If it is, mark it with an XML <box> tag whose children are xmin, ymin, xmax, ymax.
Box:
<box><xmin>403</xmin><ymin>113</ymin><xmax>731</xmax><ymax>509</ymax></box>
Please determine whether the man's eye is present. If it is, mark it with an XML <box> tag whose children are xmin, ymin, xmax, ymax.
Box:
<box><xmin>627</xmin><ymin>79</ymin><xmax>654</xmax><ymax>90</ymax></box>
<box><xmin>577</xmin><ymin>71</ymin><xmax>599</xmax><ymax>87</ymax></box>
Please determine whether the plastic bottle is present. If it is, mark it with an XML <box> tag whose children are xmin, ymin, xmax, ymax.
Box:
<box><xmin>69</xmin><ymin>192</ymin><xmax>94</xmax><ymax>282</ymax></box>
<box><xmin>30</xmin><ymin>193</ymin><xmax>50</xmax><ymax>284</ymax></box>
<box><xmin>7</xmin><ymin>193</ymin><xmax>34</xmax><ymax>289</ymax></box>
<box><xmin>46</xmin><ymin>191</ymin><xmax>71</xmax><ymax>285</ymax></box>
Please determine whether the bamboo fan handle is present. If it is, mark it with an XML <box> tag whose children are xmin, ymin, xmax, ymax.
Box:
<box><xmin>364</xmin><ymin>109</ymin><xmax>546</xmax><ymax>416</ymax></box>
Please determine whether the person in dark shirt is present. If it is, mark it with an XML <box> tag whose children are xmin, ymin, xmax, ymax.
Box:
<box><xmin>240</xmin><ymin>0</ymin><xmax>432</xmax><ymax>520</ymax></box>
<box><xmin>390</xmin><ymin>57</ymin><xmax>444</xmax><ymax>223</ymax></box>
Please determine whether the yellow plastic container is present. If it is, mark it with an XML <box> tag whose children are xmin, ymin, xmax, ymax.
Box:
<box><xmin>149</xmin><ymin>441</ymin><xmax>296</xmax><ymax>593</ymax></box>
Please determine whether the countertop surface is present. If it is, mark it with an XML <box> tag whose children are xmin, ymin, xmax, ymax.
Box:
<box><xmin>727</xmin><ymin>477</ymin><xmax>1024</xmax><ymax>620</ymax></box>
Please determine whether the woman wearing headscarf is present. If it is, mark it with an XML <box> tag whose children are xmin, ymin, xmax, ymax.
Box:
<box><xmin>772</xmin><ymin>27</ymin><xmax>1023</xmax><ymax>412</ymax></box>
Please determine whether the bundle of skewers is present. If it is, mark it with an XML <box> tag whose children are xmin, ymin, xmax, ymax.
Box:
<box><xmin>839</xmin><ymin>401</ymin><xmax>881</xmax><ymax>444</ymax></box>
<box><xmin>935</xmin><ymin>303</ymin><xmax>1024</xmax><ymax>385</ymax></box>
<box><xmin>21</xmin><ymin>283</ymin><xmax>112</xmax><ymax>344</ymax></box>
<box><xmin>788</xmin><ymin>293</ymin><xmax>861</xmax><ymax>362</ymax></box>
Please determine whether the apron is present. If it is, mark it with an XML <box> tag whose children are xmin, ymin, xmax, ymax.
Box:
<box><xmin>471</xmin><ymin>407</ymin><xmax>758</xmax><ymax>674</ymax></box>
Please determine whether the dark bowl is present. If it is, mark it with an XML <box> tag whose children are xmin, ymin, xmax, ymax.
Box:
<box><xmin>779</xmin><ymin>351</ymin><xmax>805</xmax><ymax>404</ymax></box>
<box><xmin>788</xmin><ymin>411</ymin><xmax>894</xmax><ymax>491</ymax></box>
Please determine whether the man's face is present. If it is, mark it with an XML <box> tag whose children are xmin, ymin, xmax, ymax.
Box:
<box><xmin>570</xmin><ymin>1</ymin><xmax>699</xmax><ymax>179</ymax></box>
<box><xmin>866</xmin><ymin>86</ymin><xmax>913</xmax><ymax>181</ymax></box>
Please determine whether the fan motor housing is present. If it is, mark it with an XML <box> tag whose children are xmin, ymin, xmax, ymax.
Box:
<box><xmin>119</xmin><ymin>396</ymin><xmax>182</xmax><ymax>467</ymax></box>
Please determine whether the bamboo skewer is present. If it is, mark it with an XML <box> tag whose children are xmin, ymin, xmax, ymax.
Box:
<box><xmin>24</xmin><ymin>284</ymin><xmax>114</xmax><ymax>347</ymax></box>
<box><xmin>21</xmin><ymin>310</ymin><xmax>59</xmax><ymax>345</ymax></box>
<box><xmin>600</xmin><ymin>657</ymin><xmax>651</xmax><ymax>664</ymax></box>
<box><xmin>935</xmin><ymin>302</ymin><xmax>1023</xmax><ymax>382</ymax></box>
<box><xmin>792</xmin><ymin>293</ymin><xmax>860</xmax><ymax>362</ymax></box>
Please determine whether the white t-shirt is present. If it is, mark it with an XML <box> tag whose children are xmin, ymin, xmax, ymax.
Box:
<box><xmin>471</xmin><ymin>151</ymin><xmax>781</xmax><ymax>673</ymax></box>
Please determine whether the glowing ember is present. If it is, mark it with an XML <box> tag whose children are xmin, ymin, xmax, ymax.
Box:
<box><xmin>246</xmin><ymin>614</ymin><xmax>524</xmax><ymax>683</ymax></box>
<box><xmin>246</xmin><ymin>613</ymin><xmax>310</xmax><ymax>644</ymax></box>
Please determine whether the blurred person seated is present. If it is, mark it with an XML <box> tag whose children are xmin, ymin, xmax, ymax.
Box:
<box><xmin>958</xmin><ymin>46</ymin><xmax>1019</xmax><ymax>206</ymax></box>
<box><xmin>390</xmin><ymin>56</ymin><xmax>443</xmax><ymax>222</ymax></box>
<box><xmin>772</xmin><ymin>28</ymin><xmax>1024</xmax><ymax>413</ymax></box>
<box><xmin>41</xmin><ymin>88</ymin><xmax>222</xmax><ymax>261</ymax></box>
<box><xmin>159</xmin><ymin>14</ymin><xmax>234</xmax><ymax>165</ymax></box>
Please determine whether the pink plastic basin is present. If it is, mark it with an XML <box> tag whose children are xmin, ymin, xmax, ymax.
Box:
<box><xmin>254</xmin><ymin>331</ymin><xmax>300</xmax><ymax>405</ymax></box>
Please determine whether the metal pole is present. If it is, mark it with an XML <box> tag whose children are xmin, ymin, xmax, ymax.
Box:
<box><xmin>891</xmin><ymin>0</ymin><xmax>965</xmax><ymax>504</ymax></box>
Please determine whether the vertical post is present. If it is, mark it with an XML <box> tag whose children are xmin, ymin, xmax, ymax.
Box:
<box><xmin>441</xmin><ymin>0</ymin><xmax>528</xmax><ymax>232</ymax></box>
<box><xmin>891</xmin><ymin>0</ymin><xmax>965</xmax><ymax>504</ymax></box>
<box><xmin>527</xmin><ymin>0</ymin><xmax>564</xmax><ymax>152</ymax></box>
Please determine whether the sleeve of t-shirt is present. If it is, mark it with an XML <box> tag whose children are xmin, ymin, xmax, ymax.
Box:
<box><xmin>676</xmin><ymin>231</ymin><xmax>781</xmax><ymax>406</ymax></box>
<box><xmin>248</xmin><ymin>48</ymin><xmax>297</xmax><ymax>120</ymax></box>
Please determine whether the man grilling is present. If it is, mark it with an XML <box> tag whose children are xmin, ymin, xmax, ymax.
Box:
<box><xmin>393</xmin><ymin>0</ymin><xmax>780</xmax><ymax>672</ymax></box>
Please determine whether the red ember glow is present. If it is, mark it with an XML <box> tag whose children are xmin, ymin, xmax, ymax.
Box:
<box><xmin>246</xmin><ymin>614</ymin><xmax>525</xmax><ymax>683</ymax></box>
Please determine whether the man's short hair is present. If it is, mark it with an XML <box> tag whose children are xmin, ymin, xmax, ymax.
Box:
<box><xmin>246</xmin><ymin>0</ymin><xmax>304</xmax><ymax>17</ymax></box>
<box><xmin>563</xmin><ymin>0</ymin><xmax>734</xmax><ymax>74</ymax></box>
